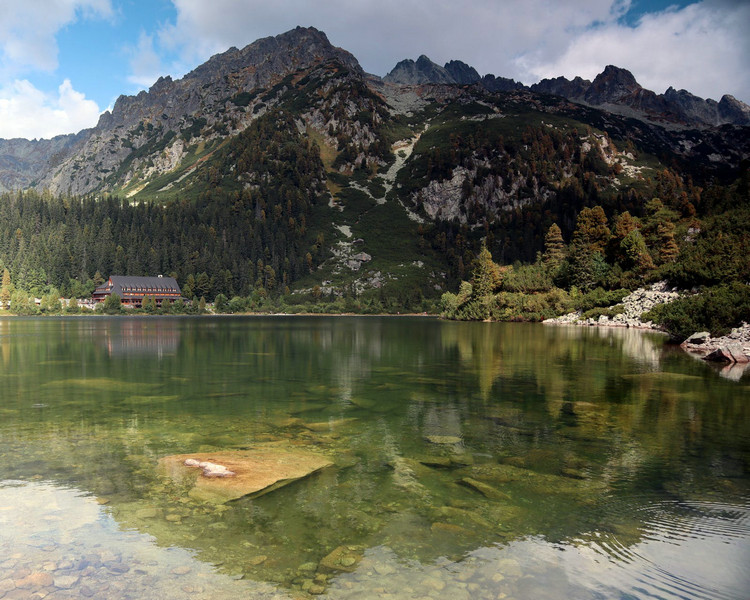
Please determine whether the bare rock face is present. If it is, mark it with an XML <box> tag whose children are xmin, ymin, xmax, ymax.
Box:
<box><xmin>480</xmin><ymin>74</ymin><xmax>525</xmax><ymax>92</ymax></box>
<box><xmin>36</xmin><ymin>26</ymin><xmax>364</xmax><ymax>195</ymax></box>
<box><xmin>384</xmin><ymin>55</ymin><xmax>455</xmax><ymax>85</ymax></box>
<box><xmin>584</xmin><ymin>65</ymin><xmax>641</xmax><ymax>105</ymax></box>
<box><xmin>158</xmin><ymin>447</ymin><xmax>333</xmax><ymax>503</ymax></box>
<box><xmin>531</xmin><ymin>75</ymin><xmax>591</xmax><ymax>99</ymax></box>
<box><xmin>0</xmin><ymin>133</ymin><xmax>85</xmax><ymax>192</ymax></box>
<box><xmin>718</xmin><ymin>95</ymin><xmax>750</xmax><ymax>125</ymax></box>
<box><xmin>444</xmin><ymin>60</ymin><xmax>481</xmax><ymax>85</ymax></box>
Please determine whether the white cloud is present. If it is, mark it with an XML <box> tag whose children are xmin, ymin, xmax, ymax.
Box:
<box><xmin>0</xmin><ymin>0</ymin><xmax>113</xmax><ymax>74</ymax></box>
<box><xmin>0</xmin><ymin>79</ymin><xmax>101</xmax><ymax>139</ymax></box>
<box><xmin>152</xmin><ymin>0</ymin><xmax>748</xmax><ymax>104</ymax></box>
<box><xmin>126</xmin><ymin>31</ymin><xmax>164</xmax><ymax>89</ymax></box>
<box><xmin>155</xmin><ymin>0</ymin><xmax>626</xmax><ymax>77</ymax></box>
<box><xmin>523</xmin><ymin>1</ymin><xmax>750</xmax><ymax>102</ymax></box>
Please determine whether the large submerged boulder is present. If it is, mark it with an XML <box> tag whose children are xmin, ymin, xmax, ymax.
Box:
<box><xmin>158</xmin><ymin>446</ymin><xmax>333</xmax><ymax>503</ymax></box>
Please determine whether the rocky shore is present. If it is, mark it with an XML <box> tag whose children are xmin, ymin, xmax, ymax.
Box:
<box><xmin>681</xmin><ymin>324</ymin><xmax>750</xmax><ymax>363</ymax></box>
<box><xmin>544</xmin><ymin>283</ymin><xmax>750</xmax><ymax>379</ymax></box>
<box><xmin>543</xmin><ymin>282</ymin><xmax>680</xmax><ymax>330</ymax></box>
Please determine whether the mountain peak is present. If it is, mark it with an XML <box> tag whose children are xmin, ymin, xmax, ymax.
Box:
<box><xmin>186</xmin><ymin>25</ymin><xmax>362</xmax><ymax>85</ymax></box>
<box><xmin>384</xmin><ymin>55</ymin><xmax>454</xmax><ymax>85</ymax></box>
<box><xmin>444</xmin><ymin>60</ymin><xmax>481</xmax><ymax>85</ymax></box>
<box><xmin>585</xmin><ymin>65</ymin><xmax>641</xmax><ymax>104</ymax></box>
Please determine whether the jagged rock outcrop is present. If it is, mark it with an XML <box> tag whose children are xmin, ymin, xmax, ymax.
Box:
<box><xmin>384</xmin><ymin>55</ymin><xmax>455</xmax><ymax>85</ymax></box>
<box><xmin>532</xmin><ymin>65</ymin><xmax>750</xmax><ymax>127</ymax></box>
<box><xmin>444</xmin><ymin>60</ymin><xmax>481</xmax><ymax>84</ymax></box>
<box><xmin>480</xmin><ymin>74</ymin><xmax>525</xmax><ymax>92</ymax></box>
<box><xmin>531</xmin><ymin>76</ymin><xmax>591</xmax><ymax>99</ymax></box>
<box><xmin>385</xmin><ymin>56</ymin><xmax>522</xmax><ymax>92</ymax></box>
<box><xmin>35</xmin><ymin>26</ymin><xmax>364</xmax><ymax>195</ymax></box>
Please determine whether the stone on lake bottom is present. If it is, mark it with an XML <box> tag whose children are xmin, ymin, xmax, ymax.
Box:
<box><xmin>459</xmin><ymin>477</ymin><xmax>512</xmax><ymax>501</ymax></box>
<box><xmin>318</xmin><ymin>546</ymin><xmax>362</xmax><ymax>573</ymax></box>
<box><xmin>158</xmin><ymin>446</ymin><xmax>334</xmax><ymax>503</ymax></box>
<box><xmin>425</xmin><ymin>435</ymin><xmax>462</xmax><ymax>445</ymax></box>
<box><xmin>54</xmin><ymin>574</ymin><xmax>80</xmax><ymax>589</ymax></box>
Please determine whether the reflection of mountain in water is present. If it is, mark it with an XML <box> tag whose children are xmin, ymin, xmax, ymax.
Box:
<box><xmin>1</xmin><ymin>317</ymin><xmax>748</xmax><ymax>598</ymax></box>
<box><xmin>96</xmin><ymin>319</ymin><xmax>181</xmax><ymax>357</ymax></box>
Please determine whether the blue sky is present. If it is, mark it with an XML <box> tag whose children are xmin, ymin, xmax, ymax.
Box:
<box><xmin>1</xmin><ymin>0</ymin><xmax>748</xmax><ymax>139</ymax></box>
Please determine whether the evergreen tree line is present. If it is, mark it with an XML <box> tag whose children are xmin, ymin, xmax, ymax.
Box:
<box><xmin>441</xmin><ymin>167</ymin><xmax>750</xmax><ymax>337</ymax></box>
<box><xmin>0</xmin><ymin>110</ymin><xmax>327</xmax><ymax>301</ymax></box>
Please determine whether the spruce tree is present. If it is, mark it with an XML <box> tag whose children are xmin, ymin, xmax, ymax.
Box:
<box><xmin>542</xmin><ymin>224</ymin><xmax>565</xmax><ymax>267</ymax></box>
<box><xmin>0</xmin><ymin>269</ymin><xmax>11</xmax><ymax>309</ymax></box>
<box><xmin>471</xmin><ymin>244</ymin><xmax>501</xmax><ymax>301</ymax></box>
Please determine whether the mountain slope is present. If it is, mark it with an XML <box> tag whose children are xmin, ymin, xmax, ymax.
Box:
<box><xmin>36</xmin><ymin>26</ymin><xmax>362</xmax><ymax>196</ymax></box>
<box><xmin>0</xmin><ymin>133</ymin><xmax>85</xmax><ymax>192</ymax></box>
<box><xmin>0</xmin><ymin>26</ymin><xmax>747</xmax><ymax>306</ymax></box>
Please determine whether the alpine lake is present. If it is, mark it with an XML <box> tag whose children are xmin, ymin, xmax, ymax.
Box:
<box><xmin>0</xmin><ymin>316</ymin><xmax>748</xmax><ymax>600</ymax></box>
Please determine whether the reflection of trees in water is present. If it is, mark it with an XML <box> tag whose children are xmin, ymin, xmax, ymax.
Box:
<box><xmin>1</xmin><ymin>317</ymin><xmax>748</xmax><ymax>592</ymax></box>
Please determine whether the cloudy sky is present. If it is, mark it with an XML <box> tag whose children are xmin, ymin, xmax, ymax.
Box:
<box><xmin>1</xmin><ymin>0</ymin><xmax>748</xmax><ymax>139</ymax></box>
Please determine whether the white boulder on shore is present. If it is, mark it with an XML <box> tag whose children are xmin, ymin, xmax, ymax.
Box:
<box><xmin>543</xmin><ymin>282</ymin><xmax>679</xmax><ymax>330</ymax></box>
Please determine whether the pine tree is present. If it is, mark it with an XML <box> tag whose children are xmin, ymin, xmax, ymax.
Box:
<box><xmin>542</xmin><ymin>224</ymin><xmax>565</xmax><ymax>267</ymax></box>
<box><xmin>571</xmin><ymin>206</ymin><xmax>611</xmax><ymax>255</ymax></box>
<box><xmin>471</xmin><ymin>244</ymin><xmax>501</xmax><ymax>301</ymax></box>
<box><xmin>620</xmin><ymin>229</ymin><xmax>655</xmax><ymax>272</ymax></box>
<box><xmin>0</xmin><ymin>269</ymin><xmax>11</xmax><ymax>309</ymax></box>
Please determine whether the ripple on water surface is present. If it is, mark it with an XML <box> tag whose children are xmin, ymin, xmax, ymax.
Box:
<box><xmin>2</xmin><ymin>480</ymin><xmax>749</xmax><ymax>600</ymax></box>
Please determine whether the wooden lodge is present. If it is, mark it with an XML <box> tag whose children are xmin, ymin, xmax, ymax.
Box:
<box><xmin>93</xmin><ymin>275</ymin><xmax>182</xmax><ymax>307</ymax></box>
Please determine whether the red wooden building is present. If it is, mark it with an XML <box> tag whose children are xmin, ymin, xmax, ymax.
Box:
<box><xmin>93</xmin><ymin>275</ymin><xmax>182</xmax><ymax>307</ymax></box>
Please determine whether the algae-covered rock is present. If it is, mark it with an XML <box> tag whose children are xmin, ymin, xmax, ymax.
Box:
<box><xmin>158</xmin><ymin>446</ymin><xmax>333</xmax><ymax>503</ymax></box>
<box><xmin>430</xmin><ymin>522</ymin><xmax>474</xmax><ymax>536</ymax></box>
<box><xmin>425</xmin><ymin>435</ymin><xmax>463</xmax><ymax>445</ymax></box>
<box><xmin>318</xmin><ymin>546</ymin><xmax>362</xmax><ymax>573</ymax></box>
<box><xmin>418</xmin><ymin>456</ymin><xmax>453</xmax><ymax>468</ymax></box>
<box><xmin>459</xmin><ymin>477</ymin><xmax>512</xmax><ymax>501</ymax></box>
<box><xmin>430</xmin><ymin>506</ymin><xmax>494</xmax><ymax>529</ymax></box>
<box><xmin>303</xmin><ymin>418</ymin><xmax>357</xmax><ymax>432</ymax></box>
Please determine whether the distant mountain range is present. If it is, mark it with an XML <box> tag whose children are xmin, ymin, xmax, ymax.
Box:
<box><xmin>384</xmin><ymin>55</ymin><xmax>749</xmax><ymax>128</ymax></box>
<box><xmin>0</xmin><ymin>25</ymin><xmax>747</xmax><ymax>197</ymax></box>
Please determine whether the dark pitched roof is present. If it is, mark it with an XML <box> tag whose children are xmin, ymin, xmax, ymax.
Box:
<box><xmin>94</xmin><ymin>275</ymin><xmax>181</xmax><ymax>297</ymax></box>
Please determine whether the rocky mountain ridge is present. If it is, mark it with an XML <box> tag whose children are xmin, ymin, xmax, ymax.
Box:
<box><xmin>383</xmin><ymin>55</ymin><xmax>523</xmax><ymax>92</ymax></box>
<box><xmin>0</xmin><ymin>25</ymin><xmax>747</xmax><ymax>199</ymax></box>
<box><xmin>34</xmin><ymin>26</ymin><xmax>363</xmax><ymax>196</ymax></box>
<box><xmin>383</xmin><ymin>55</ymin><xmax>749</xmax><ymax>128</ymax></box>
<box><xmin>531</xmin><ymin>65</ymin><xmax>750</xmax><ymax>127</ymax></box>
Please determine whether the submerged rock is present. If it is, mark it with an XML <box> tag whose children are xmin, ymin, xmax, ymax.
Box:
<box><xmin>158</xmin><ymin>446</ymin><xmax>333</xmax><ymax>503</ymax></box>
<box><xmin>459</xmin><ymin>477</ymin><xmax>512</xmax><ymax>501</ymax></box>
<box><xmin>425</xmin><ymin>435</ymin><xmax>463</xmax><ymax>445</ymax></box>
<box><xmin>318</xmin><ymin>546</ymin><xmax>362</xmax><ymax>573</ymax></box>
